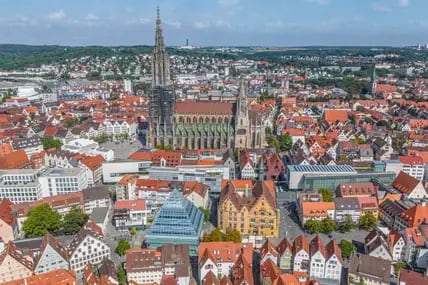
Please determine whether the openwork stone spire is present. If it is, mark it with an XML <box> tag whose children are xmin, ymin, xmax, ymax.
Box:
<box><xmin>152</xmin><ymin>6</ymin><xmax>170</xmax><ymax>87</ymax></box>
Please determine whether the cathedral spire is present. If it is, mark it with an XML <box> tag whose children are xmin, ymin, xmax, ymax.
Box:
<box><xmin>152</xmin><ymin>6</ymin><xmax>170</xmax><ymax>88</ymax></box>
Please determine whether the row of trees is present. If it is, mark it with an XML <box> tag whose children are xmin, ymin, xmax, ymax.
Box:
<box><xmin>22</xmin><ymin>204</ymin><xmax>89</xmax><ymax>238</ymax></box>
<box><xmin>304</xmin><ymin>212</ymin><xmax>377</xmax><ymax>235</ymax></box>
<box><xmin>202</xmin><ymin>227</ymin><xmax>242</xmax><ymax>243</ymax></box>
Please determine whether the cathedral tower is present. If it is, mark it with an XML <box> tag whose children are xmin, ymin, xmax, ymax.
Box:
<box><xmin>147</xmin><ymin>7</ymin><xmax>175</xmax><ymax>148</ymax></box>
<box><xmin>152</xmin><ymin>6</ymin><xmax>170</xmax><ymax>88</ymax></box>
<box><xmin>235</xmin><ymin>79</ymin><xmax>250</xmax><ymax>149</ymax></box>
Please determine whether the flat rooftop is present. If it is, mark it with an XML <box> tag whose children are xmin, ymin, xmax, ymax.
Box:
<box><xmin>42</xmin><ymin>168</ymin><xmax>84</xmax><ymax>177</ymax></box>
<box><xmin>288</xmin><ymin>165</ymin><xmax>357</xmax><ymax>173</ymax></box>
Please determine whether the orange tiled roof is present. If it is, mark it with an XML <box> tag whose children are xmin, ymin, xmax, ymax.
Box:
<box><xmin>0</xmin><ymin>199</ymin><xmax>15</xmax><ymax>226</ymax></box>
<box><xmin>392</xmin><ymin>171</ymin><xmax>421</xmax><ymax>195</ymax></box>
<box><xmin>2</xmin><ymin>269</ymin><xmax>76</xmax><ymax>285</ymax></box>
<box><xmin>0</xmin><ymin>149</ymin><xmax>30</xmax><ymax>169</ymax></box>
<box><xmin>399</xmin><ymin>204</ymin><xmax>428</xmax><ymax>227</ymax></box>
<box><xmin>301</xmin><ymin>202</ymin><xmax>335</xmax><ymax>218</ymax></box>
<box><xmin>115</xmin><ymin>200</ymin><xmax>146</xmax><ymax>211</ymax></box>
<box><xmin>399</xmin><ymin>155</ymin><xmax>424</xmax><ymax>166</ymax></box>
<box><xmin>324</xmin><ymin>109</ymin><xmax>349</xmax><ymax>124</ymax></box>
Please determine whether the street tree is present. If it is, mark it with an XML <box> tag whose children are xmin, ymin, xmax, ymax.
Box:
<box><xmin>340</xmin><ymin>239</ymin><xmax>357</xmax><ymax>259</ymax></box>
<box><xmin>63</xmin><ymin>207</ymin><xmax>89</xmax><ymax>235</ymax></box>
<box><xmin>359</xmin><ymin>212</ymin><xmax>377</xmax><ymax>230</ymax></box>
<box><xmin>115</xmin><ymin>240</ymin><xmax>131</xmax><ymax>256</ymax></box>
<box><xmin>22</xmin><ymin>203</ymin><xmax>62</xmax><ymax>238</ymax></box>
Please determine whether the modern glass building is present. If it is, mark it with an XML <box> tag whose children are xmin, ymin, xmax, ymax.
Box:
<box><xmin>297</xmin><ymin>172</ymin><xmax>396</xmax><ymax>191</ymax></box>
<box><xmin>145</xmin><ymin>189</ymin><xmax>204</xmax><ymax>255</ymax></box>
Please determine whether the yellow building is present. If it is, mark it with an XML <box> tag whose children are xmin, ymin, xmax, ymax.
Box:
<box><xmin>218</xmin><ymin>180</ymin><xmax>280</xmax><ymax>238</ymax></box>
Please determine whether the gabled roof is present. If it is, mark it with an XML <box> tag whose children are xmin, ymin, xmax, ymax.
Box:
<box><xmin>202</xmin><ymin>271</ymin><xmax>220</xmax><ymax>285</ymax></box>
<box><xmin>301</xmin><ymin>202</ymin><xmax>335</xmax><ymax>218</ymax></box>
<box><xmin>260</xmin><ymin>258</ymin><xmax>281</xmax><ymax>283</ymax></box>
<box><xmin>0</xmin><ymin>241</ymin><xmax>33</xmax><ymax>271</ymax></box>
<box><xmin>260</xmin><ymin>239</ymin><xmax>278</xmax><ymax>261</ymax></box>
<box><xmin>0</xmin><ymin>149</ymin><xmax>29</xmax><ymax>169</ymax></box>
<box><xmin>276</xmin><ymin>237</ymin><xmax>292</xmax><ymax>256</ymax></box>
<box><xmin>0</xmin><ymin>199</ymin><xmax>15</xmax><ymax>226</ymax></box>
<box><xmin>231</xmin><ymin>253</ymin><xmax>254</xmax><ymax>285</ymax></box>
<box><xmin>398</xmin><ymin>204</ymin><xmax>428</xmax><ymax>227</ymax></box>
<box><xmin>293</xmin><ymin>234</ymin><xmax>309</xmax><ymax>255</ymax></box>
<box><xmin>2</xmin><ymin>269</ymin><xmax>76</xmax><ymax>285</ymax></box>
<box><xmin>325</xmin><ymin>240</ymin><xmax>343</xmax><ymax>264</ymax></box>
<box><xmin>310</xmin><ymin>236</ymin><xmax>326</xmax><ymax>258</ymax></box>
<box><xmin>391</xmin><ymin>171</ymin><xmax>422</xmax><ymax>195</ymax></box>
<box><xmin>35</xmin><ymin>233</ymin><xmax>68</xmax><ymax>265</ymax></box>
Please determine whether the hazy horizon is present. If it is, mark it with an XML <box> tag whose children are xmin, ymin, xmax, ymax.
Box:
<box><xmin>0</xmin><ymin>0</ymin><xmax>427</xmax><ymax>47</ymax></box>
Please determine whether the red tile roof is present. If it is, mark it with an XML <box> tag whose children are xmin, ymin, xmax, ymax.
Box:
<box><xmin>392</xmin><ymin>171</ymin><xmax>421</xmax><ymax>195</ymax></box>
<box><xmin>324</xmin><ymin>109</ymin><xmax>349</xmax><ymax>124</ymax></box>
<box><xmin>2</xmin><ymin>269</ymin><xmax>76</xmax><ymax>285</ymax></box>
<box><xmin>115</xmin><ymin>200</ymin><xmax>146</xmax><ymax>211</ymax></box>
<box><xmin>0</xmin><ymin>199</ymin><xmax>15</xmax><ymax>226</ymax></box>
<box><xmin>0</xmin><ymin>149</ymin><xmax>30</xmax><ymax>169</ymax></box>
<box><xmin>399</xmin><ymin>204</ymin><xmax>428</xmax><ymax>227</ymax></box>
<box><xmin>175</xmin><ymin>101</ymin><xmax>234</xmax><ymax>115</ymax></box>
<box><xmin>399</xmin><ymin>155</ymin><xmax>424</xmax><ymax>166</ymax></box>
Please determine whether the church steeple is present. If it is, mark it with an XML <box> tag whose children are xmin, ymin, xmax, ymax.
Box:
<box><xmin>237</xmin><ymin>79</ymin><xmax>248</xmax><ymax>117</ymax></box>
<box><xmin>152</xmin><ymin>6</ymin><xmax>170</xmax><ymax>88</ymax></box>
<box><xmin>371</xmin><ymin>66</ymin><xmax>377</xmax><ymax>96</ymax></box>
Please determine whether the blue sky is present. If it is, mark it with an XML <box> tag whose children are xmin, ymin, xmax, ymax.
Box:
<box><xmin>0</xmin><ymin>0</ymin><xmax>426</xmax><ymax>46</ymax></box>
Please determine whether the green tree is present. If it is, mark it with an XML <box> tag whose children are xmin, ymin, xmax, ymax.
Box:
<box><xmin>394</xmin><ymin>261</ymin><xmax>409</xmax><ymax>275</ymax></box>
<box><xmin>115</xmin><ymin>240</ymin><xmax>131</xmax><ymax>256</ymax></box>
<box><xmin>268</xmin><ymin>136</ymin><xmax>280</xmax><ymax>151</ymax></box>
<box><xmin>265</xmin><ymin>127</ymin><xmax>272</xmax><ymax>136</ymax></box>
<box><xmin>65</xmin><ymin>119</ymin><xmax>76</xmax><ymax>128</ymax></box>
<box><xmin>304</xmin><ymin>219</ymin><xmax>322</xmax><ymax>234</ymax></box>
<box><xmin>130</xmin><ymin>227</ymin><xmax>137</xmax><ymax>236</ymax></box>
<box><xmin>164</xmin><ymin>144</ymin><xmax>174</xmax><ymax>151</ymax></box>
<box><xmin>224</xmin><ymin>227</ymin><xmax>242</xmax><ymax>242</ymax></box>
<box><xmin>340</xmin><ymin>215</ymin><xmax>356</xmax><ymax>232</ymax></box>
<box><xmin>202</xmin><ymin>227</ymin><xmax>224</xmax><ymax>242</ymax></box>
<box><xmin>117</xmin><ymin>265</ymin><xmax>127</xmax><ymax>285</ymax></box>
<box><xmin>202</xmin><ymin>227</ymin><xmax>242</xmax><ymax>242</ymax></box>
<box><xmin>355</xmin><ymin>137</ymin><xmax>366</xmax><ymax>144</ymax></box>
<box><xmin>41</xmin><ymin>137</ymin><xmax>63</xmax><ymax>150</ymax></box>
<box><xmin>155</xmin><ymin>144</ymin><xmax>164</xmax><ymax>150</ymax></box>
<box><xmin>199</xmin><ymin>207</ymin><xmax>210</xmax><ymax>222</ymax></box>
<box><xmin>318</xmin><ymin>188</ymin><xmax>333</xmax><ymax>202</ymax></box>
<box><xmin>63</xmin><ymin>207</ymin><xmax>89</xmax><ymax>235</ymax></box>
<box><xmin>359</xmin><ymin>212</ymin><xmax>377</xmax><ymax>230</ymax></box>
<box><xmin>321</xmin><ymin>217</ymin><xmax>336</xmax><ymax>234</ymax></box>
<box><xmin>279</xmin><ymin>134</ymin><xmax>293</xmax><ymax>151</ymax></box>
<box><xmin>22</xmin><ymin>203</ymin><xmax>62</xmax><ymax>238</ymax></box>
<box><xmin>340</xmin><ymin>239</ymin><xmax>357</xmax><ymax>259</ymax></box>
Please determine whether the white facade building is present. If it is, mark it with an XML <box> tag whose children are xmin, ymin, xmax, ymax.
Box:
<box><xmin>0</xmin><ymin>169</ymin><xmax>43</xmax><ymax>203</ymax></box>
<box><xmin>67</xmin><ymin>226</ymin><xmax>111</xmax><ymax>274</ymax></box>
<box><xmin>39</xmin><ymin>168</ymin><xmax>88</xmax><ymax>197</ymax></box>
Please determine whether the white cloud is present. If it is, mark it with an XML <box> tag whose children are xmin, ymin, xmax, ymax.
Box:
<box><xmin>126</xmin><ymin>17</ymin><xmax>151</xmax><ymax>25</ymax></box>
<box><xmin>164</xmin><ymin>20</ymin><xmax>181</xmax><ymax>29</ymax></box>
<box><xmin>396</xmin><ymin>0</ymin><xmax>410</xmax><ymax>7</ymax></box>
<box><xmin>372</xmin><ymin>3</ymin><xmax>392</xmax><ymax>12</ymax></box>
<box><xmin>194</xmin><ymin>21</ymin><xmax>210</xmax><ymax>30</ymax></box>
<box><xmin>46</xmin><ymin>10</ymin><xmax>66</xmax><ymax>21</ymax></box>
<box><xmin>85</xmin><ymin>13</ymin><xmax>99</xmax><ymax>21</ymax></box>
